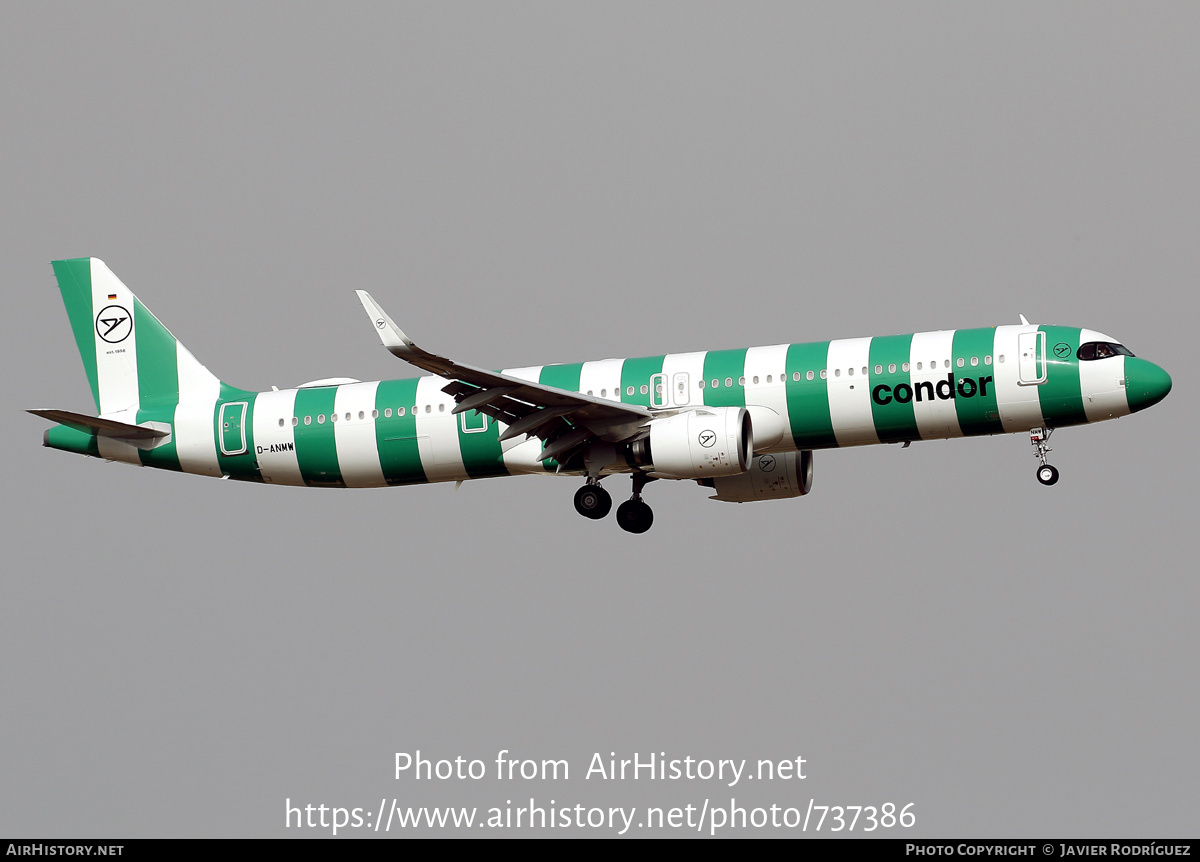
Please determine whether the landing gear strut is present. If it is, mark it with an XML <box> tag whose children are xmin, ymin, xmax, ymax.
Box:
<box><xmin>573</xmin><ymin>480</ymin><xmax>612</xmax><ymax>519</ymax></box>
<box><xmin>616</xmin><ymin>473</ymin><xmax>655</xmax><ymax>534</ymax></box>
<box><xmin>1030</xmin><ymin>427</ymin><xmax>1059</xmax><ymax>486</ymax></box>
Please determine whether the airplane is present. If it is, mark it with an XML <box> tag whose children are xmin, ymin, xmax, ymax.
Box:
<box><xmin>31</xmin><ymin>258</ymin><xmax>1172</xmax><ymax>533</ymax></box>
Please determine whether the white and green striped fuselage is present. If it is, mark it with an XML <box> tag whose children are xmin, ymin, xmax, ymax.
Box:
<box><xmin>39</xmin><ymin>259</ymin><xmax>1172</xmax><ymax>502</ymax></box>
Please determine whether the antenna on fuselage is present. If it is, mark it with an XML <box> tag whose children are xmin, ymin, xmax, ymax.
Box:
<box><xmin>1019</xmin><ymin>314</ymin><xmax>1030</xmax><ymax>325</ymax></box>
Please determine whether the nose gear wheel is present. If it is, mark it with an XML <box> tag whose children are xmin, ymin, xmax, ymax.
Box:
<box><xmin>1030</xmin><ymin>428</ymin><xmax>1059</xmax><ymax>486</ymax></box>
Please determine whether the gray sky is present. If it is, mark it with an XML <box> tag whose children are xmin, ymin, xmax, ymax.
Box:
<box><xmin>2</xmin><ymin>2</ymin><xmax>1197</xmax><ymax>837</ymax></box>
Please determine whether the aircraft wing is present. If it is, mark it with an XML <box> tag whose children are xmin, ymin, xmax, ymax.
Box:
<box><xmin>356</xmin><ymin>291</ymin><xmax>652</xmax><ymax>462</ymax></box>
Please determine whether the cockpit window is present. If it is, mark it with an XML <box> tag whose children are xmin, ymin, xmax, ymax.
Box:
<box><xmin>1077</xmin><ymin>341</ymin><xmax>1135</xmax><ymax>361</ymax></box>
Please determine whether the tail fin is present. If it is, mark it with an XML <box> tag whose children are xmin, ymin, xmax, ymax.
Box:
<box><xmin>51</xmin><ymin>258</ymin><xmax>222</xmax><ymax>416</ymax></box>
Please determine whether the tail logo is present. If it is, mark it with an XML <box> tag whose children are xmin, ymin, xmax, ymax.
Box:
<box><xmin>95</xmin><ymin>305</ymin><xmax>132</xmax><ymax>343</ymax></box>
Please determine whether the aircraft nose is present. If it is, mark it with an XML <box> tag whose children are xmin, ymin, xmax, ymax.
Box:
<box><xmin>1125</xmin><ymin>357</ymin><xmax>1172</xmax><ymax>413</ymax></box>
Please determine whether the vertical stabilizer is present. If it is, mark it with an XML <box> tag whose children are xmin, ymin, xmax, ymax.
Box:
<box><xmin>51</xmin><ymin>258</ymin><xmax>222</xmax><ymax>416</ymax></box>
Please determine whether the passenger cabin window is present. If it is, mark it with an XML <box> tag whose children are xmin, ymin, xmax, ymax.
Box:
<box><xmin>1077</xmin><ymin>341</ymin><xmax>1134</xmax><ymax>360</ymax></box>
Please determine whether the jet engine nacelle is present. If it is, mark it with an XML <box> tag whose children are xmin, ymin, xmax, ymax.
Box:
<box><xmin>705</xmin><ymin>449</ymin><xmax>813</xmax><ymax>502</ymax></box>
<box><xmin>643</xmin><ymin>407</ymin><xmax>752</xmax><ymax>480</ymax></box>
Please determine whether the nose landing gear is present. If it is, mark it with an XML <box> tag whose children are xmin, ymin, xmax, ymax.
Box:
<box><xmin>1030</xmin><ymin>427</ymin><xmax>1059</xmax><ymax>486</ymax></box>
<box><xmin>616</xmin><ymin>472</ymin><xmax>655</xmax><ymax>534</ymax></box>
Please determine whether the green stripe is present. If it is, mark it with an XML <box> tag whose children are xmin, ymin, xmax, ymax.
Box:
<box><xmin>214</xmin><ymin>385</ymin><xmax>261</xmax><ymax>481</ymax></box>
<box><xmin>1038</xmin><ymin>326</ymin><xmax>1088</xmax><ymax>427</ymax></box>
<box><xmin>134</xmin><ymin>402</ymin><xmax>182</xmax><ymax>471</ymax></box>
<box><xmin>539</xmin><ymin>362</ymin><xmax>583</xmax><ymax>393</ymax></box>
<box><xmin>44</xmin><ymin>424</ymin><xmax>101</xmax><ymax>458</ymax></box>
<box><xmin>293</xmin><ymin>386</ymin><xmax>344</xmax><ymax>486</ymax></box>
<box><xmin>132</xmin><ymin>298</ymin><xmax>183</xmax><ymax>470</ymax></box>
<box><xmin>620</xmin><ymin>355</ymin><xmax>664</xmax><ymax>406</ymax></box>
<box><xmin>538</xmin><ymin>360</ymin><xmax>589</xmax><ymax>472</ymax></box>
<box><xmin>373</xmin><ymin>379</ymin><xmax>425</xmax><ymax>485</ymax></box>
<box><xmin>702</xmin><ymin>348</ymin><xmax>747</xmax><ymax>407</ymax></box>
<box><xmin>133</xmin><ymin>298</ymin><xmax>179</xmax><ymax>405</ymax></box>
<box><xmin>538</xmin><ymin>363</ymin><xmax>585</xmax><ymax>472</ymax></box>
<box><xmin>51</xmin><ymin>259</ymin><xmax>100</xmax><ymax>411</ymax></box>
<box><xmin>868</xmin><ymin>334</ymin><xmax>918</xmax><ymax>443</ymax></box>
<box><xmin>456</xmin><ymin>408</ymin><xmax>508</xmax><ymax>480</ymax></box>
<box><xmin>950</xmin><ymin>328</ymin><xmax>1004</xmax><ymax>436</ymax></box>
<box><xmin>784</xmin><ymin>341</ymin><xmax>837</xmax><ymax>449</ymax></box>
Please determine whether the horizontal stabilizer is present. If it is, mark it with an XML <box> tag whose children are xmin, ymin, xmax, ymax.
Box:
<box><xmin>27</xmin><ymin>409</ymin><xmax>169</xmax><ymax>440</ymax></box>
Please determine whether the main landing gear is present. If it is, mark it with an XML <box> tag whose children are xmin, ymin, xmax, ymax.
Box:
<box><xmin>1030</xmin><ymin>427</ymin><xmax>1059</xmax><ymax>486</ymax></box>
<box><xmin>573</xmin><ymin>474</ymin><xmax>656</xmax><ymax>533</ymax></box>
<box><xmin>616</xmin><ymin>473</ymin><xmax>655</xmax><ymax>535</ymax></box>
<box><xmin>573</xmin><ymin>480</ymin><xmax>612</xmax><ymax>519</ymax></box>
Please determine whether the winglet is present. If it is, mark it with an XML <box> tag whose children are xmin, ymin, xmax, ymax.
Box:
<box><xmin>1019</xmin><ymin>314</ymin><xmax>1030</xmax><ymax>326</ymax></box>
<box><xmin>355</xmin><ymin>290</ymin><xmax>420</xmax><ymax>358</ymax></box>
